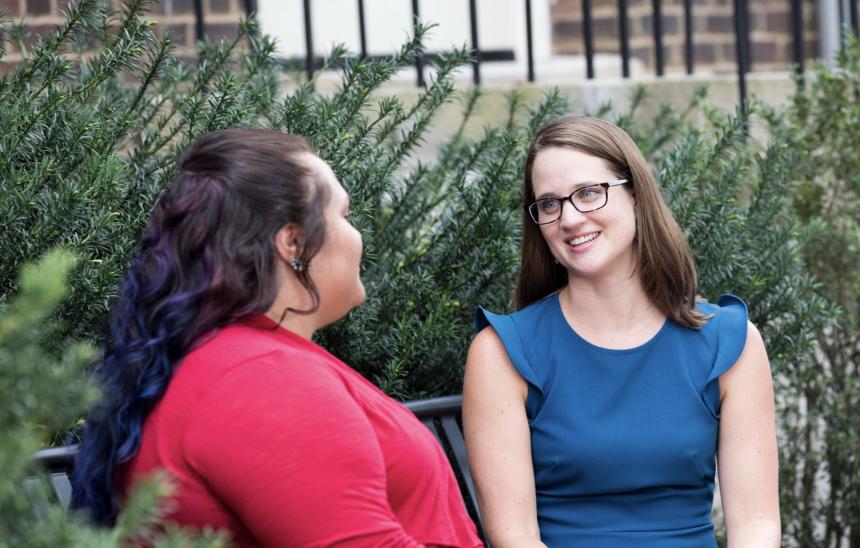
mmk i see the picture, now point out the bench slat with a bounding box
[439,415,482,526]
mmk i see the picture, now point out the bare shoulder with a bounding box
[468,326,507,361]
[464,327,527,403]
[720,320,772,400]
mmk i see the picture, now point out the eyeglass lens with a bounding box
[529,185,608,224]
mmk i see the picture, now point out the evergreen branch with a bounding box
[1,0,100,102]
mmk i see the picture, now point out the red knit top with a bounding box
[121,315,482,547]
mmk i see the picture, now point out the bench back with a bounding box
[33,396,485,541]
[32,444,78,510]
[404,395,485,540]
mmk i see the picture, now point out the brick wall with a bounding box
[551,0,821,74]
[0,0,245,70]
[0,0,829,76]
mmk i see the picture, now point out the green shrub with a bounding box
[760,31,860,547]
[0,2,848,544]
[0,250,226,547]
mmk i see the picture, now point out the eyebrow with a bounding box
[534,181,600,200]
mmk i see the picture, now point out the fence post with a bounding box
[303,0,314,80]
[617,0,630,78]
[412,0,425,87]
[469,0,481,85]
[525,0,536,82]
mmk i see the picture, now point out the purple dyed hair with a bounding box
[71,128,329,524]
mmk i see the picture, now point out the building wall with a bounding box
[550,0,820,74]
[0,0,831,79]
[0,0,245,69]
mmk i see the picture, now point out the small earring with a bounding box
[554,257,559,265]
[290,258,307,272]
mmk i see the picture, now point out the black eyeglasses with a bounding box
[526,179,630,225]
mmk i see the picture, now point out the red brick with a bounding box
[0,58,21,73]
[553,20,583,43]
[156,22,189,47]
[640,13,678,35]
[765,11,790,32]
[694,42,716,63]
[0,0,21,16]
[26,0,51,16]
[705,14,733,33]
[205,22,237,42]
[751,40,778,63]
[592,15,618,39]
[21,22,58,50]
[169,0,194,15]
[209,0,230,14]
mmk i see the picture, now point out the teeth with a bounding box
[569,232,599,246]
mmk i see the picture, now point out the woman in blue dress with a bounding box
[463,116,780,547]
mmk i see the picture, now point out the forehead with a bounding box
[531,147,616,193]
[302,153,347,203]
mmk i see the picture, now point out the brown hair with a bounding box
[515,115,706,329]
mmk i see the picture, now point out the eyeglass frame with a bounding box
[526,179,630,225]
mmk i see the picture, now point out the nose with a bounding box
[558,199,588,228]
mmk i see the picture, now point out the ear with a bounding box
[274,224,303,264]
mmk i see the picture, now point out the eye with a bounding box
[575,186,603,202]
[539,198,561,212]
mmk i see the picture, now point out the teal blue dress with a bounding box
[476,293,748,547]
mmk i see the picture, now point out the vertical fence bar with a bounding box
[303,0,314,80]
[411,0,425,87]
[582,0,595,79]
[525,0,536,82]
[732,0,750,110]
[839,0,846,50]
[242,0,256,17]
[469,0,481,85]
[651,0,664,76]
[357,0,368,59]
[193,0,205,43]
[851,0,859,36]
[618,0,630,78]
[683,0,693,74]
[791,0,805,80]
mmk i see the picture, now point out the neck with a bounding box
[265,308,317,340]
[561,267,658,333]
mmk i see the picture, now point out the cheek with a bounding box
[540,225,562,251]
[346,227,363,264]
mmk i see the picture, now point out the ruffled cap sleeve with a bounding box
[704,295,749,383]
[702,294,749,418]
[475,307,543,398]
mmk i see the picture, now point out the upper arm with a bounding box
[717,321,781,542]
[463,327,543,546]
[183,358,422,547]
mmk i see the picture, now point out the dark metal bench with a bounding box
[404,395,485,541]
[33,395,485,541]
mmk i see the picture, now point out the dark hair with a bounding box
[516,116,706,329]
[70,128,329,524]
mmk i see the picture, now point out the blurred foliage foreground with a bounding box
[0,1,857,545]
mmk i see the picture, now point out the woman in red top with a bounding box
[70,128,482,547]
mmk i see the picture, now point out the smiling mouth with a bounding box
[567,232,600,247]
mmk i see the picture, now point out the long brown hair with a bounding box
[515,116,706,329]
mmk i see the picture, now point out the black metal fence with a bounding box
[196,0,859,105]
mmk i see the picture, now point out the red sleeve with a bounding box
[182,351,425,547]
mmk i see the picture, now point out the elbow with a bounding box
[483,523,545,548]
[726,515,781,548]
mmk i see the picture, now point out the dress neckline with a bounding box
[551,292,671,354]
